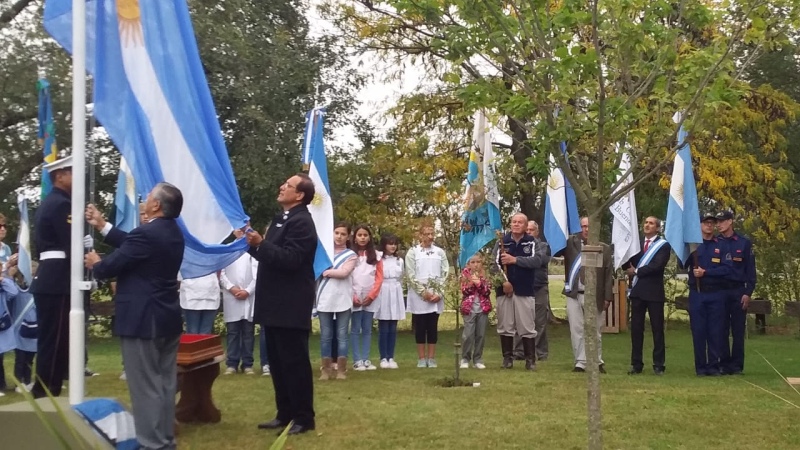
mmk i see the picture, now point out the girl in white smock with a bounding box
[405,224,450,368]
[374,234,405,369]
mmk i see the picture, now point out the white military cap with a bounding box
[43,155,73,172]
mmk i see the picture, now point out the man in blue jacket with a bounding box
[84,183,185,450]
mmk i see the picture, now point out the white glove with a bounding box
[83,234,94,249]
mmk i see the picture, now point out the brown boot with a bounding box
[319,357,333,381]
[336,357,348,380]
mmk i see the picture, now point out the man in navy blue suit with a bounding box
[84,183,185,450]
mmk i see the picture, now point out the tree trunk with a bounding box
[0,0,36,25]
[583,225,604,450]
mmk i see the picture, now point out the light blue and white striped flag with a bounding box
[16,194,33,286]
[665,113,702,264]
[114,157,139,232]
[543,142,581,255]
[609,149,640,269]
[301,107,333,278]
[44,0,250,278]
[458,109,502,267]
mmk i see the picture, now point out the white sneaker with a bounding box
[262,365,271,376]
[243,368,255,375]
[363,360,378,371]
[379,358,390,369]
[353,360,366,371]
[474,362,486,370]
[388,358,399,369]
[460,359,469,369]
[417,359,427,368]
[119,371,127,381]
[224,367,236,375]
[0,391,5,397]
[427,359,438,368]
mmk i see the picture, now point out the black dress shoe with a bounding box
[599,364,607,374]
[572,366,585,373]
[286,423,315,435]
[653,368,665,376]
[627,367,643,375]
[258,419,289,430]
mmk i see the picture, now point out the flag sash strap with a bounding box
[631,238,668,287]
[565,254,582,293]
[316,249,356,297]
[11,296,35,330]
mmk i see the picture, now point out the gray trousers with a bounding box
[121,334,181,450]
[566,294,605,369]
[497,294,536,338]
[461,312,488,363]
[513,287,549,358]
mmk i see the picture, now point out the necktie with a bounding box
[644,239,651,253]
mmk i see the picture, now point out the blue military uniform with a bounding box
[29,179,72,398]
[685,233,732,376]
[718,222,756,375]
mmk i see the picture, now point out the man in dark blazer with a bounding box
[84,183,185,450]
[622,216,672,375]
[29,155,73,399]
[559,217,614,373]
[244,173,318,435]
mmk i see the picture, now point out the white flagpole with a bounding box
[69,0,88,405]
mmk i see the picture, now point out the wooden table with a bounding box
[175,354,224,423]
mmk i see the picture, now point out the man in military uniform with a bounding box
[716,210,756,375]
[685,212,732,376]
[30,156,74,398]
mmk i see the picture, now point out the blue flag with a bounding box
[37,77,58,199]
[459,110,502,267]
[114,157,139,232]
[301,108,333,278]
[543,142,581,255]
[44,0,250,278]
[665,119,703,264]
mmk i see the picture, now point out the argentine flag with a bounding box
[16,194,33,286]
[543,143,581,255]
[665,113,703,264]
[458,110,502,267]
[301,108,333,278]
[44,0,249,278]
[114,157,139,232]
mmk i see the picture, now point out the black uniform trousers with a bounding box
[630,297,666,371]
[31,294,70,398]
[263,326,315,427]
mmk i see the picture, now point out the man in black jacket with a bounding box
[245,173,318,435]
[622,216,672,375]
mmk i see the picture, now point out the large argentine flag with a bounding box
[301,108,333,278]
[543,143,581,255]
[16,194,33,286]
[114,157,139,232]
[44,0,249,278]
[665,113,702,264]
[609,150,640,268]
[458,110,502,267]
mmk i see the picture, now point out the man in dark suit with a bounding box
[29,155,73,398]
[622,216,672,375]
[84,183,185,450]
[244,173,318,435]
[560,217,614,373]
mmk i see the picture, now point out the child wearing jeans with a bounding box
[375,234,405,369]
[350,225,383,371]
[460,254,492,369]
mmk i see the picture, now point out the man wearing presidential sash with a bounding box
[560,217,614,373]
[622,216,672,375]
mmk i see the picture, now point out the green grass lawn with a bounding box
[2,321,799,449]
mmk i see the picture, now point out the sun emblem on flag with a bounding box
[311,183,328,207]
[548,176,562,191]
[118,0,143,47]
[676,183,684,199]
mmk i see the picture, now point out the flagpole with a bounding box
[69,0,88,405]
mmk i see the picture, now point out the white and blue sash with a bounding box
[316,249,357,298]
[631,237,668,287]
[565,254,582,293]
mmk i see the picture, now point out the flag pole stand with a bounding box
[69,0,88,406]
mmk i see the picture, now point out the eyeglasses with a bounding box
[284,182,297,191]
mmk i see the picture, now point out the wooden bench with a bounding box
[673,296,772,334]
